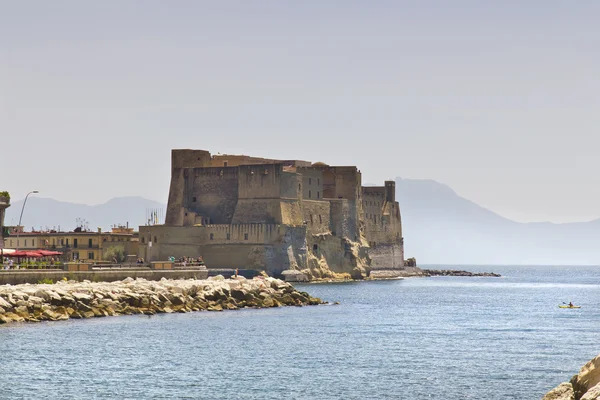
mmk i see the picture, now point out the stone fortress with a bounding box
[139,149,419,279]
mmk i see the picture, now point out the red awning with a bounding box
[4,250,43,258]
[37,250,63,256]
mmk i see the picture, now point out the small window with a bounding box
[310,214,313,223]
[88,252,94,260]
[24,239,27,247]
[244,233,248,240]
[88,239,93,248]
[210,233,214,240]
[141,237,145,243]
[192,196,197,202]
[299,183,301,191]
[226,233,231,240]
[224,161,228,167]
[309,190,312,199]
[317,191,320,199]
[317,178,320,185]
[154,236,157,243]
[319,215,322,224]
[313,244,318,251]
[32,239,35,247]
[309,178,312,185]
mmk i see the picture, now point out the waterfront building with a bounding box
[4,225,139,262]
[139,149,412,278]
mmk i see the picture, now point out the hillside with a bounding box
[396,178,600,265]
[4,197,165,232]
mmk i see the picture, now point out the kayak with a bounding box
[558,305,581,309]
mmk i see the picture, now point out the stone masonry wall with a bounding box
[186,167,239,224]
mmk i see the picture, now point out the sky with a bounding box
[1,1,599,223]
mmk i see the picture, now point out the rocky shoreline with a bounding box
[0,276,325,325]
[422,269,501,277]
[543,353,600,400]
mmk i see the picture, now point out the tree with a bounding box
[103,245,127,263]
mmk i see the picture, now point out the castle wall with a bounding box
[231,199,281,224]
[280,171,301,199]
[166,149,212,226]
[368,243,404,270]
[302,200,331,235]
[186,167,239,224]
[138,224,308,275]
[238,164,284,199]
[296,167,324,200]
[280,199,304,225]
[362,182,404,270]
[329,199,351,238]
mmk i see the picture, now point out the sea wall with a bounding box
[0,269,209,286]
[543,353,600,400]
[0,276,324,325]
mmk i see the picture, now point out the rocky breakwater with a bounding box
[0,276,325,325]
[543,353,600,400]
[422,269,501,277]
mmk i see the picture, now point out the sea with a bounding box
[1,265,600,399]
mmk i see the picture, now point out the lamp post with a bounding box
[15,190,39,251]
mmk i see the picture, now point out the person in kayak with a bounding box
[569,302,574,307]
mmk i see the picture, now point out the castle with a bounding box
[139,149,416,279]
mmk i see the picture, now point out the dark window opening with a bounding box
[309,190,312,199]
[210,233,214,240]
[244,233,248,240]
[224,161,228,167]
[73,239,78,248]
[88,239,93,248]
[317,191,320,199]
[154,236,157,243]
[309,178,312,185]
[319,215,322,224]
[310,214,313,223]
[192,196,197,202]
[226,233,231,240]
[313,244,318,251]
[141,237,145,243]
[88,252,94,260]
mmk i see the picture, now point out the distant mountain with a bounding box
[4,197,166,232]
[396,178,600,265]
[6,183,600,265]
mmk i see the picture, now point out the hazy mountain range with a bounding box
[6,179,600,265]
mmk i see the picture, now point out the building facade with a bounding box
[139,149,411,278]
[4,226,138,262]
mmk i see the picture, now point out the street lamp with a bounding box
[15,190,39,251]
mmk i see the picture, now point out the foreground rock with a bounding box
[0,276,325,325]
[544,353,600,400]
[422,269,501,277]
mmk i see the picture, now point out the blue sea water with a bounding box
[1,265,600,399]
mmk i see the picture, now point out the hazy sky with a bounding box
[2,1,599,223]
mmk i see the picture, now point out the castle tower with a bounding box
[385,181,395,203]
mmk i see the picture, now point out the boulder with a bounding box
[542,382,575,400]
[571,354,600,399]
[582,383,600,400]
[0,296,13,310]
